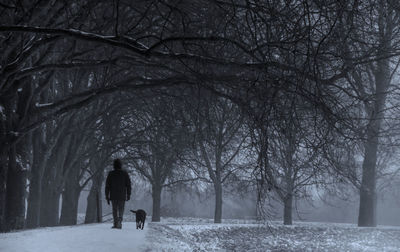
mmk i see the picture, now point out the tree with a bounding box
[332,0,400,227]
[187,90,246,223]
[84,104,122,224]
[266,92,324,225]
[122,93,189,222]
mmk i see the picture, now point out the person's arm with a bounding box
[126,172,131,201]
[105,172,111,204]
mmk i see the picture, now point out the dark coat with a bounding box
[105,169,131,201]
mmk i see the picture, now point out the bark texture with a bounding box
[151,184,162,222]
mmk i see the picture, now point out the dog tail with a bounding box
[130,210,137,214]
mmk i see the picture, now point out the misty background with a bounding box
[76,172,400,225]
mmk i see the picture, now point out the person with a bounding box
[105,159,131,229]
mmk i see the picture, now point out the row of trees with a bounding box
[1,0,400,231]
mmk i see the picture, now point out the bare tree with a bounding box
[186,90,246,223]
[121,93,190,222]
[332,0,400,227]
[266,93,324,225]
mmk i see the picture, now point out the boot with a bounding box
[112,220,118,229]
[117,217,122,229]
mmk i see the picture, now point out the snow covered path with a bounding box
[0,222,147,252]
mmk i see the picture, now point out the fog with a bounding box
[76,171,400,226]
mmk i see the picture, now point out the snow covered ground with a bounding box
[0,222,147,252]
[145,218,400,251]
[1,218,400,251]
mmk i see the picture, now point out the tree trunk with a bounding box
[85,172,104,224]
[26,170,42,228]
[39,143,65,227]
[358,134,378,227]
[152,184,162,222]
[283,194,293,225]
[214,181,222,224]
[59,189,80,226]
[358,55,388,227]
[0,145,8,232]
[85,186,103,224]
[26,131,46,229]
[59,166,81,226]
[5,145,26,231]
[26,167,42,228]
[40,181,61,227]
[85,186,97,224]
[96,191,102,223]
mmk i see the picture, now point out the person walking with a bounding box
[105,159,131,229]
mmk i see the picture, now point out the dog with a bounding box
[130,209,146,230]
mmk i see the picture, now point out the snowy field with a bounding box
[145,218,400,251]
[1,218,400,251]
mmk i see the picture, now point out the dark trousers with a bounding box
[111,200,125,225]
